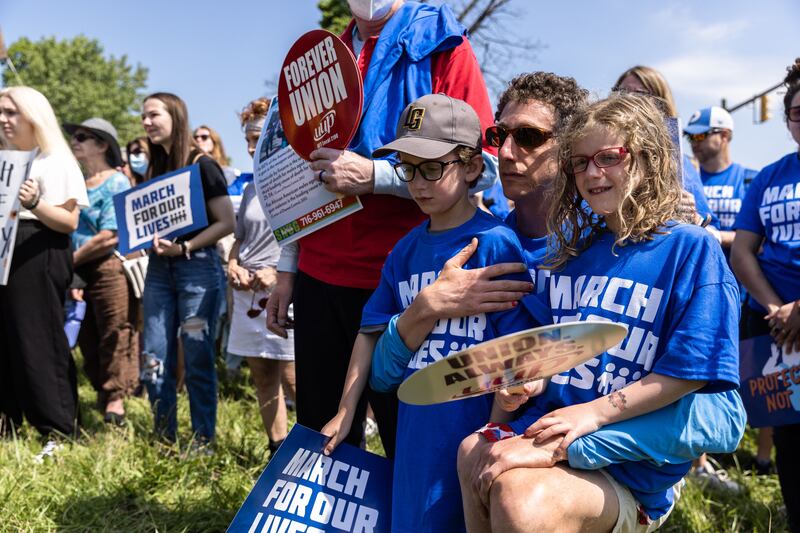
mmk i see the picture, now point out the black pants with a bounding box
[743,305,800,531]
[0,220,78,437]
[294,270,398,458]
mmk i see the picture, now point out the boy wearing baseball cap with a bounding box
[321,94,534,532]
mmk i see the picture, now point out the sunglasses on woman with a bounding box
[485,125,552,150]
[567,147,629,174]
[194,134,210,141]
[788,106,800,123]
[72,132,98,143]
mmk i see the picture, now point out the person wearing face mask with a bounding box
[126,137,150,186]
[0,86,89,459]
[65,118,138,427]
[267,0,498,459]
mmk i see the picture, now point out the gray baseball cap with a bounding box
[63,117,124,168]
[373,93,482,159]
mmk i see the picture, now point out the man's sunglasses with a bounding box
[683,128,725,143]
[485,125,552,150]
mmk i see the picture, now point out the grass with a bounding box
[0,354,788,532]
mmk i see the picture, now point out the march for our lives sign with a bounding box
[113,164,207,254]
[228,424,392,533]
[739,335,800,427]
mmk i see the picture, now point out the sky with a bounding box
[2,0,798,172]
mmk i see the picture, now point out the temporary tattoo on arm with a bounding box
[607,391,628,412]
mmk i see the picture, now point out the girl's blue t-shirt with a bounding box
[512,223,741,519]
[361,208,533,533]
[733,152,800,312]
[72,172,131,250]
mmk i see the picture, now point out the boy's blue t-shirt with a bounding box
[701,162,758,232]
[512,223,741,519]
[733,152,800,313]
[361,208,533,533]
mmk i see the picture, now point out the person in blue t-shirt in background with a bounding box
[458,93,743,532]
[319,93,533,532]
[685,106,758,255]
[732,58,800,532]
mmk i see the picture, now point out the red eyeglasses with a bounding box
[567,147,629,174]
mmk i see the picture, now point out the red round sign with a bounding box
[277,30,363,161]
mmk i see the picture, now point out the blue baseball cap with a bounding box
[684,106,734,134]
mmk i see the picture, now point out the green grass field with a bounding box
[0,358,788,532]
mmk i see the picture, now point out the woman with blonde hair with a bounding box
[0,86,89,456]
[193,125,230,167]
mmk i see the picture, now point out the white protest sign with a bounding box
[254,95,362,246]
[0,150,36,285]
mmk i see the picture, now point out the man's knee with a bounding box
[457,432,482,483]
[489,468,569,532]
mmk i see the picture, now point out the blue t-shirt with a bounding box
[733,152,800,313]
[361,209,533,533]
[504,210,549,292]
[512,223,741,519]
[683,155,719,228]
[72,172,130,250]
[701,162,757,232]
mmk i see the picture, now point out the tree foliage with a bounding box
[2,35,148,143]
[316,0,541,97]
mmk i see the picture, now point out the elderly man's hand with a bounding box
[309,148,374,196]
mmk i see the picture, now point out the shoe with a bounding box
[34,440,64,464]
[268,439,284,457]
[754,458,774,476]
[183,438,215,459]
[690,459,742,493]
[104,412,126,427]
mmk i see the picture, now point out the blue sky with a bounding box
[3,0,798,171]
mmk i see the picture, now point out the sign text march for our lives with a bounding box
[0,150,36,285]
[113,164,207,255]
[227,424,391,533]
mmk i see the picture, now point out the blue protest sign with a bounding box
[113,164,207,254]
[739,335,800,427]
[228,424,392,533]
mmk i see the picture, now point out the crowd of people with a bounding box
[0,0,799,531]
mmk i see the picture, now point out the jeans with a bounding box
[142,247,222,441]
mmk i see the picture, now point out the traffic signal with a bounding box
[760,94,771,123]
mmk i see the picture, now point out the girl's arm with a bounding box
[525,373,706,455]
[152,196,235,257]
[321,332,379,455]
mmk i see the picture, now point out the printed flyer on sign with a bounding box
[739,335,800,428]
[0,150,36,285]
[253,96,362,246]
[227,424,392,533]
[113,164,207,254]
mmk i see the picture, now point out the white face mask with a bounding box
[348,0,396,21]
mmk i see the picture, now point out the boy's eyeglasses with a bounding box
[485,125,552,150]
[788,106,800,122]
[683,129,724,143]
[393,159,462,182]
[567,147,629,174]
[194,134,210,141]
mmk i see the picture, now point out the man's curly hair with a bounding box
[495,72,589,133]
